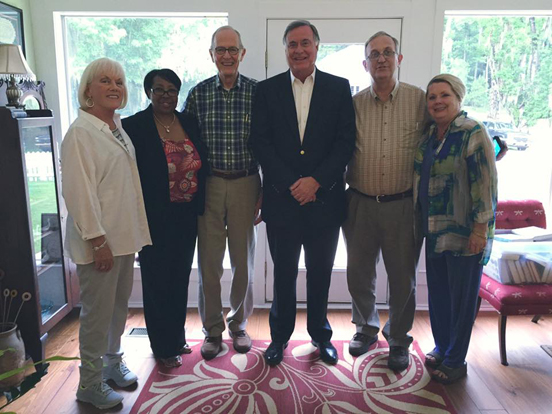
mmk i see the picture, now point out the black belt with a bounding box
[211,167,258,180]
[350,187,413,203]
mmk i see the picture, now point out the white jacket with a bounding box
[61,109,151,264]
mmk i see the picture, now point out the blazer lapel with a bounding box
[279,71,301,144]
[302,69,325,146]
[144,105,161,141]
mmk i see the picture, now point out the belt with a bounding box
[350,187,413,203]
[211,167,258,180]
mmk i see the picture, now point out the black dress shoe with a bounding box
[264,342,288,366]
[312,341,338,365]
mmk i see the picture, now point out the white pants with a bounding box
[77,254,134,386]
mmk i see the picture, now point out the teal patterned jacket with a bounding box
[413,111,498,265]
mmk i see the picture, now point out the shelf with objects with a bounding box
[0,105,78,369]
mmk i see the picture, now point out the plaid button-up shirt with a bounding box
[183,74,258,171]
[347,81,426,196]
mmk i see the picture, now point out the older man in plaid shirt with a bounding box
[183,26,261,360]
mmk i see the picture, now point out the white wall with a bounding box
[26,0,552,309]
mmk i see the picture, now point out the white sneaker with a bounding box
[76,381,123,409]
[103,361,138,387]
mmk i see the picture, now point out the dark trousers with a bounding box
[139,202,197,358]
[266,222,340,343]
[426,250,483,368]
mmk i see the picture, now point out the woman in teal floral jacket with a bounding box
[413,74,497,384]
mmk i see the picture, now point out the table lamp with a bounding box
[0,44,36,107]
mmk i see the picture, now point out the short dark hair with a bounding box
[143,69,182,95]
[282,20,320,46]
[365,31,400,57]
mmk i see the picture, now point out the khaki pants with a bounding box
[197,174,261,336]
[343,190,420,348]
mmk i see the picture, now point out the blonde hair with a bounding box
[426,73,466,103]
[77,57,128,109]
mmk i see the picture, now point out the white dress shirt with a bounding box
[61,109,151,264]
[290,68,316,143]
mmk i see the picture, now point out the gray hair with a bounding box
[427,73,466,103]
[282,20,320,46]
[210,26,244,50]
[365,31,400,56]
[77,57,128,109]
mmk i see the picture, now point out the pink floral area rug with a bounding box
[130,340,457,414]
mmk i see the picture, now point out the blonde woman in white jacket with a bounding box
[61,57,151,410]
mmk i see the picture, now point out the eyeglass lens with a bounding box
[152,88,178,97]
[368,50,396,60]
[214,47,240,55]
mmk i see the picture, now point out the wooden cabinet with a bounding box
[0,107,77,365]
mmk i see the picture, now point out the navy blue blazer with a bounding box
[123,105,208,243]
[251,69,356,228]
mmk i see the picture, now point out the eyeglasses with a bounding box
[367,50,397,61]
[151,88,179,97]
[213,47,240,56]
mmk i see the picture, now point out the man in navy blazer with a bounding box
[251,20,355,366]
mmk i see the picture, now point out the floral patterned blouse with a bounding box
[162,137,202,203]
[413,111,498,265]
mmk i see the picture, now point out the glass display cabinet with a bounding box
[0,107,76,366]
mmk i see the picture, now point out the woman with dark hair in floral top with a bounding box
[123,69,208,368]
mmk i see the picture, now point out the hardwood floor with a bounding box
[4,308,552,414]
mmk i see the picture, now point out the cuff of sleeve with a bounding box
[81,231,106,241]
[474,210,495,223]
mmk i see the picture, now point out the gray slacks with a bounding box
[197,174,261,336]
[77,254,134,386]
[343,189,420,348]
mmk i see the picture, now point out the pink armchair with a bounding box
[478,199,551,365]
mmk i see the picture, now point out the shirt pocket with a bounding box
[400,120,424,150]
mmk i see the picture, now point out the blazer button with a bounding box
[300,150,305,155]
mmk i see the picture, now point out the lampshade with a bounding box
[0,44,35,80]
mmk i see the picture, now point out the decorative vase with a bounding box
[0,323,26,390]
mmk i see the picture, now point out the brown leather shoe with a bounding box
[201,336,223,360]
[230,330,252,353]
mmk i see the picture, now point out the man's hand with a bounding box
[290,177,320,206]
[254,191,263,225]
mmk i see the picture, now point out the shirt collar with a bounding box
[369,79,400,101]
[290,66,316,86]
[78,108,121,131]
[216,73,242,90]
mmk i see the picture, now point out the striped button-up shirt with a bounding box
[347,81,426,196]
[183,74,258,171]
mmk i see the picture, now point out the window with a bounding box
[441,13,552,214]
[58,13,229,268]
[60,14,227,124]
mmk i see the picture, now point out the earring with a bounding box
[86,97,95,108]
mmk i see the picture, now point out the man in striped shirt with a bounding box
[343,31,426,371]
[184,26,261,360]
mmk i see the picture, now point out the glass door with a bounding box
[20,123,68,325]
[264,18,403,304]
